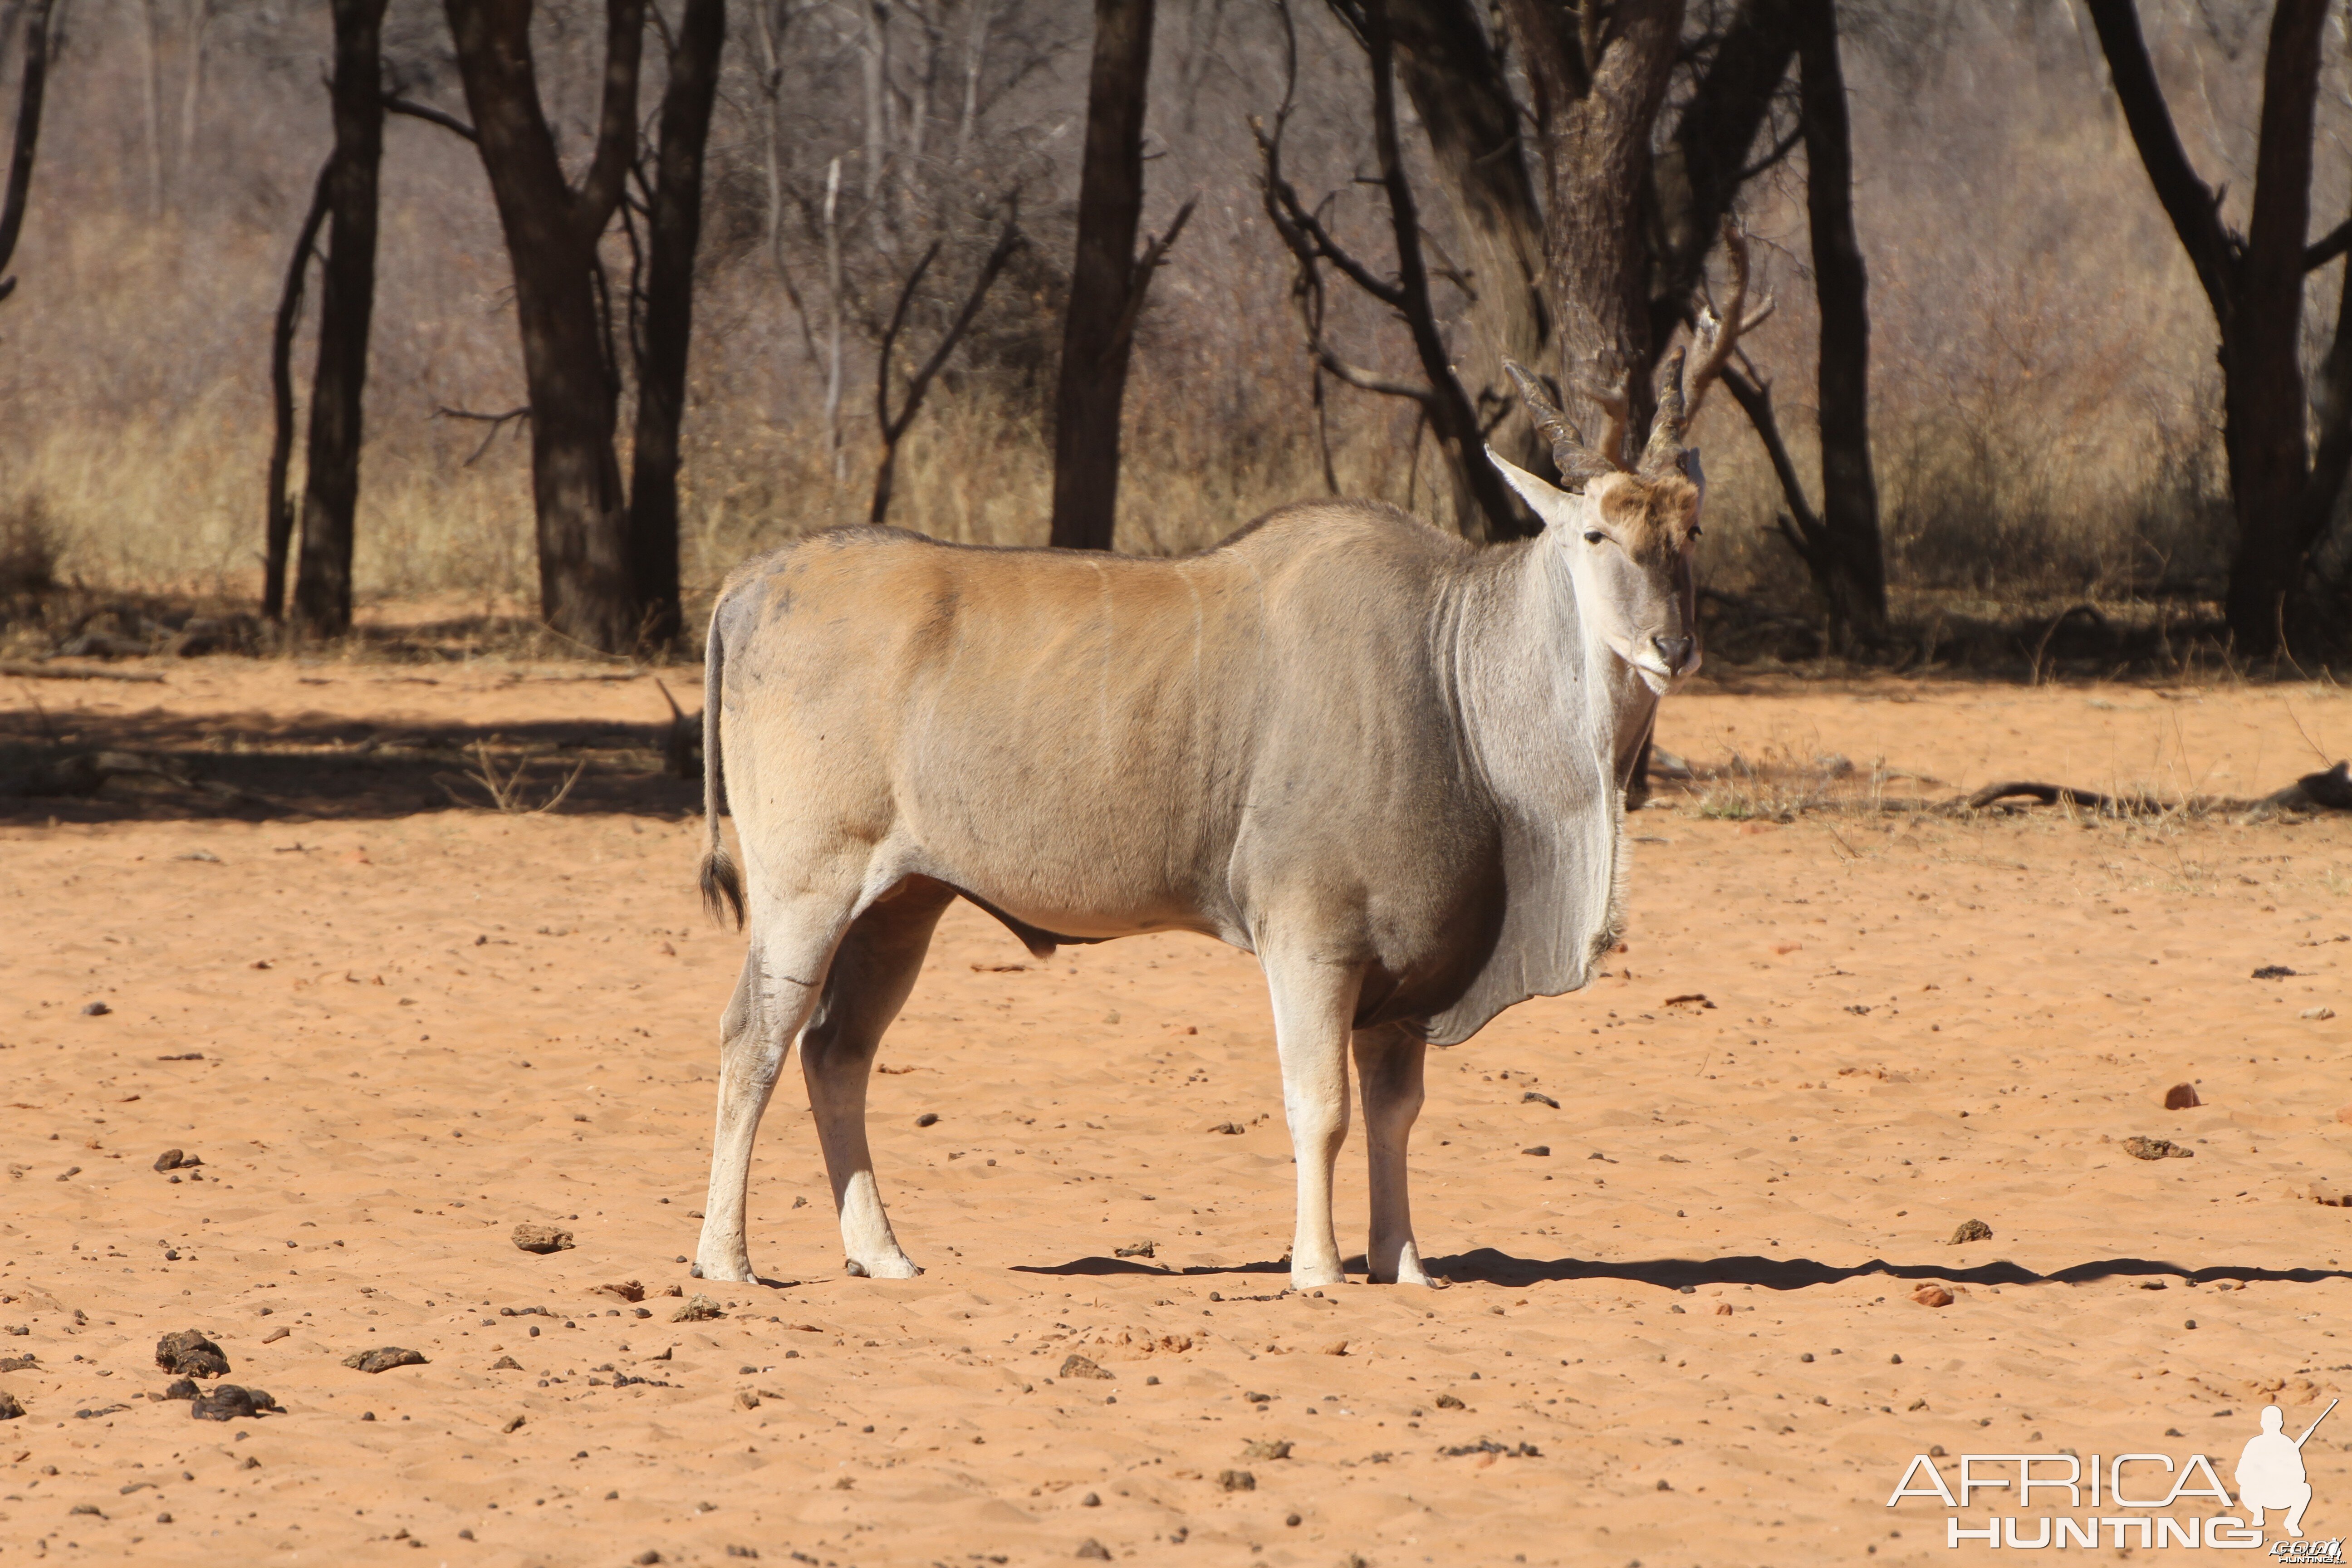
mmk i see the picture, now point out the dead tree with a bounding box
[263,163,333,622]
[1049,0,1170,552]
[2085,0,2351,656]
[869,210,1024,525]
[624,0,725,648]
[1492,0,1684,448]
[1255,0,1521,540]
[1715,0,1883,649]
[0,0,56,307]
[446,0,648,654]
[290,0,392,638]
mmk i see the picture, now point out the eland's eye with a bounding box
[1582,530,1604,545]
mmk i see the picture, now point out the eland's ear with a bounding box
[1485,446,1588,534]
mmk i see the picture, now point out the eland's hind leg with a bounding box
[696,906,845,1285]
[801,881,956,1279]
[1352,1023,1430,1285]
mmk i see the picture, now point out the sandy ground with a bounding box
[5,661,2352,1567]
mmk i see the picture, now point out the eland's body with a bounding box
[693,493,1684,1290]
[692,231,1760,1290]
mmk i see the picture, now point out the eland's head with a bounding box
[1486,230,1772,695]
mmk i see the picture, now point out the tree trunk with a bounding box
[1048,0,1155,552]
[2220,0,2326,650]
[1648,0,1795,346]
[1493,0,1683,448]
[263,162,332,622]
[447,0,647,654]
[289,0,389,639]
[2086,0,2327,656]
[0,0,57,306]
[1382,0,1549,500]
[625,0,724,649]
[1791,0,1884,645]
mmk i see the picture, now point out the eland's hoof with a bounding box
[843,1253,922,1279]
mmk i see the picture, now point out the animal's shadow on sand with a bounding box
[1014,1247,2352,1290]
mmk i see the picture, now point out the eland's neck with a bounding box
[1439,535,1659,811]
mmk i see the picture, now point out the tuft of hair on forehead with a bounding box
[1591,470,1699,563]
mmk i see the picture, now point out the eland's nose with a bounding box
[1654,634,1695,672]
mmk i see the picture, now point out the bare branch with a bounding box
[870,206,1024,523]
[2310,213,2352,272]
[574,0,650,239]
[433,404,533,466]
[384,93,479,143]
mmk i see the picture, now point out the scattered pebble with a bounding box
[80,1001,110,1016]
[154,1330,230,1379]
[915,1112,939,1127]
[1113,1241,1155,1259]
[0,1390,21,1421]
[1076,1541,1112,1561]
[2122,1137,2193,1161]
[2305,1007,2337,1021]
[1520,1091,1560,1109]
[1912,1285,1955,1308]
[152,1149,202,1173]
[1059,1354,1112,1380]
[1209,1122,1243,1135]
[504,1415,526,1433]
[1241,1439,1291,1460]
[342,1347,427,1374]
[598,1280,647,1302]
[2163,1083,2200,1110]
[1217,1470,1255,1491]
[1080,1491,1100,1507]
[1521,1145,1550,1157]
[1949,1219,1993,1245]
[2253,965,2298,980]
[512,1223,575,1254]
[1434,1393,1465,1409]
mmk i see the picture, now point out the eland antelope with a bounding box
[691,258,1767,1292]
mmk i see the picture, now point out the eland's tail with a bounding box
[697,597,745,929]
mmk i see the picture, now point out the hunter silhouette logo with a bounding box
[2240,1400,2332,1539]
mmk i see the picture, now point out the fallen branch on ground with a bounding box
[0,662,167,683]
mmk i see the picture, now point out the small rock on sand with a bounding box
[1912,1285,1955,1308]
[2311,1181,2352,1207]
[511,1223,574,1254]
[1076,1541,1112,1561]
[1218,1470,1256,1492]
[503,1415,526,1433]
[597,1280,646,1302]
[1521,1091,1560,1109]
[0,1390,22,1421]
[1241,1439,1292,1460]
[672,1294,725,1323]
[490,1356,522,1370]
[914,1112,939,1127]
[154,1330,230,1379]
[2122,1136,2193,1161]
[2163,1083,2200,1110]
[1209,1122,1243,1135]
[152,1149,202,1173]
[1521,1145,1551,1157]
[2305,1007,2337,1021]
[1059,1354,1112,1380]
[1434,1393,1465,1409]
[1714,1304,1733,1316]
[1113,1241,1155,1259]
[1949,1219,1993,1245]
[190,1385,277,1421]
[80,1001,110,1016]
[342,1347,426,1374]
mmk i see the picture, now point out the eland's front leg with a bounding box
[1352,1023,1431,1285]
[1262,949,1362,1290]
[800,886,953,1279]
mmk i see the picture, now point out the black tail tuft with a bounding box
[700,844,745,929]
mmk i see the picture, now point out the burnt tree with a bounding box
[1049,0,1159,552]
[624,0,725,647]
[289,0,391,638]
[446,0,648,653]
[2086,0,2348,655]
